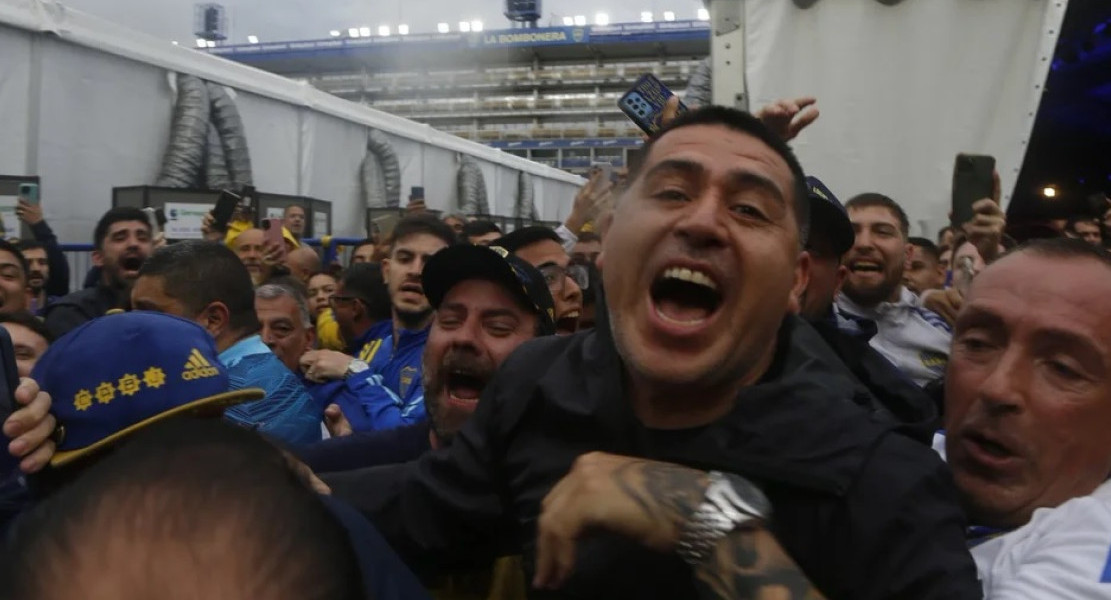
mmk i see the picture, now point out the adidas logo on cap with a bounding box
[182,348,220,381]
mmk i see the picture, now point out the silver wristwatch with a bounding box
[676,471,772,566]
[344,359,370,379]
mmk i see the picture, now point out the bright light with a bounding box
[459,21,471,32]
[329,30,341,37]
[247,35,259,44]
[1042,186,1058,198]
[697,8,710,20]
[195,38,207,48]
[378,25,390,36]
[595,13,609,25]
[663,11,676,21]
[471,20,483,32]
[573,15,586,26]
[562,16,574,25]
[348,27,360,37]
[640,11,653,22]
[398,24,409,35]
[206,40,216,48]
[172,40,179,45]
[437,22,450,33]
[359,26,371,37]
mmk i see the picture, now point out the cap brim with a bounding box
[50,388,266,468]
[808,198,855,256]
[423,245,525,310]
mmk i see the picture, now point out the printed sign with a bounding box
[265,206,286,220]
[313,211,329,237]
[164,202,214,240]
[0,196,17,239]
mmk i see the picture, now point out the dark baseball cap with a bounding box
[422,244,557,336]
[806,175,855,256]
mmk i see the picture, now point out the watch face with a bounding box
[349,360,369,374]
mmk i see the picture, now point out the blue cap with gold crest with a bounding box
[422,244,557,336]
[33,311,265,468]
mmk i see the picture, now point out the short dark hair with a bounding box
[0,240,28,280]
[1,419,362,600]
[907,237,941,262]
[349,239,376,266]
[0,311,53,344]
[13,240,44,254]
[1008,236,1111,272]
[936,226,954,244]
[283,205,305,216]
[576,231,602,244]
[497,226,563,255]
[845,193,910,237]
[462,220,502,239]
[138,241,258,335]
[628,106,810,245]
[389,214,458,252]
[341,263,392,323]
[93,207,150,250]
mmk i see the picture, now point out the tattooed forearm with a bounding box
[694,527,826,600]
[611,460,709,540]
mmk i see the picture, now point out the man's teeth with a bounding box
[564,311,581,319]
[661,267,718,291]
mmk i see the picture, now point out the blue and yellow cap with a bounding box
[33,311,265,468]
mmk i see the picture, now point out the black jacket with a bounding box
[42,285,125,339]
[809,313,941,443]
[325,316,981,600]
[28,221,70,298]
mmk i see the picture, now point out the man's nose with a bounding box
[674,195,728,250]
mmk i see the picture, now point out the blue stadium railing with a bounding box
[59,238,364,292]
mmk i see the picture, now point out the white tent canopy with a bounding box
[0,0,584,242]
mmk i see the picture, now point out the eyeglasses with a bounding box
[539,264,589,293]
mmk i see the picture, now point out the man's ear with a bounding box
[197,301,231,339]
[790,251,812,310]
[92,249,104,268]
[834,264,849,296]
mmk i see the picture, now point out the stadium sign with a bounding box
[476,27,590,47]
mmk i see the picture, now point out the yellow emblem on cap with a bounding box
[490,246,510,259]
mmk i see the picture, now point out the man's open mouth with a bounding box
[445,370,489,407]
[120,256,145,271]
[848,260,883,274]
[556,310,581,334]
[650,266,723,326]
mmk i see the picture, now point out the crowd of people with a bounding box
[0,98,1108,600]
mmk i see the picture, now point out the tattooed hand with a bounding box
[533,452,826,599]
[534,452,708,589]
[695,528,827,600]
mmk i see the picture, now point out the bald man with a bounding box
[286,247,322,285]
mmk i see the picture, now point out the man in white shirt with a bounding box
[943,238,1111,598]
[836,193,952,386]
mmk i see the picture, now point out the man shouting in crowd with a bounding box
[323,107,981,599]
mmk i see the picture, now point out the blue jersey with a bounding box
[343,321,429,430]
[220,336,325,446]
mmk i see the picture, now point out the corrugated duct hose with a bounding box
[686,58,713,108]
[155,74,209,187]
[515,171,538,220]
[155,73,254,189]
[457,156,490,215]
[361,129,401,208]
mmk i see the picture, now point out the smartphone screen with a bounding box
[211,190,241,231]
[951,154,995,228]
[18,183,39,205]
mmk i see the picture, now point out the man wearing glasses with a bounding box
[498,226,587,335]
